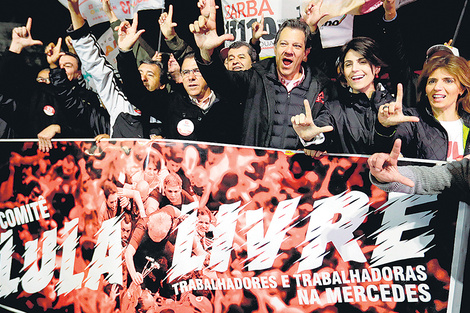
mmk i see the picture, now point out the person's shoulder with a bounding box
[252,57,275,73]
[149,188,162,200]
[459,109,470,126]
[181,189,193,203]
[160,204,181,218]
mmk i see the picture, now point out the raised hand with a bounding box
[197,0,218,18]
[159,5,178,40]
[117,13,145,51]
[378,83,420,127]
[189,0,234,62]
[302,0,328,32]
[251,15,268,44]
[45,38,64,68]
[9,18,43,54]
[368,139,414,187]
[291,99,333,142]
[102,0,119,23]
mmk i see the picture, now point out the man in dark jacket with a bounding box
[45,40,109,140]
[0,18,109,152]
[190,2,334,150]
[116,16,242,144]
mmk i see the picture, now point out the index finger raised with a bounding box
[26,17,33,32]
[303,99,313,120]
[395,83,403,104]
[168,4,174,19]
[132,13,139,29]
[389,138,402,164]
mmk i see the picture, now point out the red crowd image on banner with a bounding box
[0,140,462,313]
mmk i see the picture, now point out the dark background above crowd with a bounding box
[1,0,469,75]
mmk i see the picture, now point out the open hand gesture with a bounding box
[378,83,419,127]
[9,18,43,54]
[117,13,145,51]
[368,139,415,187]
[291,99,333,142]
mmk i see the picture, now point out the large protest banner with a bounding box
[0,139,467,312]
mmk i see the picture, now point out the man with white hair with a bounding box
[125,205,182,295]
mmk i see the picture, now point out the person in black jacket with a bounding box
[116,15,242,144]
[0,18,109,152]
[45,40,110,140]
[190,1,335,150]
[376,54,470,161]
[291,37,419,155]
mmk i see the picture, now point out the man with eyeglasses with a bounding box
[161,53,242,144]
[116,14,242,144]
[190,1,335,150]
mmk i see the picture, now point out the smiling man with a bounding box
[191,5,335,149]
[223,41,258,71]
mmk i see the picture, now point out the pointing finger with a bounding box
[303,99,313,121]
[132,13,139,30]
[56,37,62,49]
[389,139,402,165]
[396,83,403,105]
[26,17,33,32]
[168,4,174,19]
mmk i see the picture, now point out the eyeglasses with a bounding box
[181,68,202,77]
[36,77,50,83]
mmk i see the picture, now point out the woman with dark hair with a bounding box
[292,36,417,155]
[379,55,470,161]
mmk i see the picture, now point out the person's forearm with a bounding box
[124,246,138,280]
[9,41,23,54]
[371,164,452,194]
[200,49,213,63]
[68,1,86,30]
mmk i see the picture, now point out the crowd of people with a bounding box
[1,0,468,162]
[2,0,470,311]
